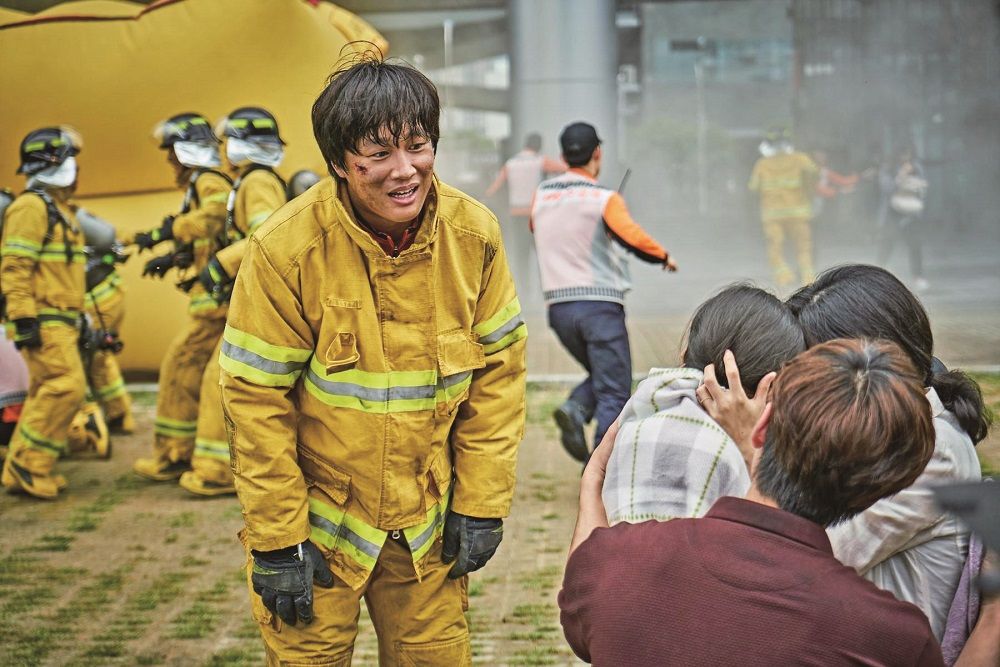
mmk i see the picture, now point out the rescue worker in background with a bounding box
[0,127,88,498]
[531,122,677,464]
[131,113,231,482]
[748,127,819,289]
[0,188,26,454]
[76,205,133,434]
[219,57,527,665]
[179,106,288,497]
[485,132,565,298]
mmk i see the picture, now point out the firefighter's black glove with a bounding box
[12,317,41,350]
[198,256,234,303]
[172,247,194,270]
[441,512,503,579]
[142,253,175,278]
[133,215,174,251]
[251,541,334,626]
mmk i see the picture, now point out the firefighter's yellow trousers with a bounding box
[147,313,225,466]
[762,217,814,288]
[2,323,86,497]
[180,336,235,494]
[86,291,132,426]
[248,536,471,667]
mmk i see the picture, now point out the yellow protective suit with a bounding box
[221,177,526,662]
[134,169,229,481]
[85,270,133,429]
[748,151,819,287]
[0,192,87,498]
[182,167,287,495]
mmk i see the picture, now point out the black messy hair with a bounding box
[311,44,440,175]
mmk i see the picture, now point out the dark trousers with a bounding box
[547,300,632,448]
[877,211,924,278]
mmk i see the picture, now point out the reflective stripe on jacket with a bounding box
[748,152,819,222]
[1,193,85,321]
[172,170,229,318]
[220,176,527,589]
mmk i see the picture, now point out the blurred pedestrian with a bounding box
[486,132,565,298]
[877,147,929,291]
[531,122,676,463]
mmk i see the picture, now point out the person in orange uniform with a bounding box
[1,127,87,499]
[131,113,231,482]
[748,127,819,288]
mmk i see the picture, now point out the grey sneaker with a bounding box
[554,400,589,463]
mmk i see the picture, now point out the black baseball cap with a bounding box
[560,122,601,163]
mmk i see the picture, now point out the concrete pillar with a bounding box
[509,0,619,172]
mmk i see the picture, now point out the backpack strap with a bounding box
[25,189,73,264]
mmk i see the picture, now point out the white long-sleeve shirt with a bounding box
[827,388,982,640]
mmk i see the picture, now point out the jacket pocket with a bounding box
[319,331,359,375]
[436,330,485,417]
[299,446,352,507]
[426,447,453,501]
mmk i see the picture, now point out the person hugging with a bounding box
[602,284,804,524]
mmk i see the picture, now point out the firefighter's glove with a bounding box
[198,256,234,302]
[142,253,175,278]
[12,317,41,350]
[133,215,174,251]
[441,512,503,579]
[251,541,334,626]
[172,247,194,270]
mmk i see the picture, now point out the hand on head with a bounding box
[696,350,776,467]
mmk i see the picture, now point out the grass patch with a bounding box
[505,603,558,626]
[509,646,561,665]
[31,533,75,552]
[541,512,560,521]
[531,486,557,503]
[517,566,562,592]
[170,600,220,639]
[204,646,264,667]
[170,511,197,528]
[182,555,210,568]
[130,391,158,408]
[468,579,485,597]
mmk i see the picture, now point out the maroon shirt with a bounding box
[559,497,943,666]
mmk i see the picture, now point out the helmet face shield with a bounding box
[173,141,221,169]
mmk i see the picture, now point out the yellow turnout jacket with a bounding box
[1,192,85,326]
[172,169,229,317]
[748,151,819,222]
[214,166,287,278]
[220,176,527,589]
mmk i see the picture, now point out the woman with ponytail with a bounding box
[702,264,990,642]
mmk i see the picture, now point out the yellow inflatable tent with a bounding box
[0,0,386,373]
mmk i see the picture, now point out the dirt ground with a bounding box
[1,380,998,667]
[0,386,587,667]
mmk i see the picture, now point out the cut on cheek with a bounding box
[354,162,368,175]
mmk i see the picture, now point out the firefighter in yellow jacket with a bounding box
[132,113,231,481]
[748,127,819,288]
[219,58,527,666]
[1,127,87,499]
[179,107,288,496]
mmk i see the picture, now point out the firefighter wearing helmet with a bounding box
[131,112,232,483]
[748,126,820,288]
[179,107,289,496]
[1,126,88,498]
